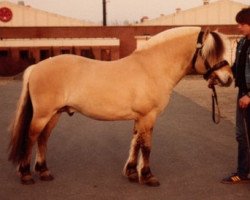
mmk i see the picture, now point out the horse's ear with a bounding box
[203,27,210,41]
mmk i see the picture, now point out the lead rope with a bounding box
[210,85,221,124]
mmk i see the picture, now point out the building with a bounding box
[0,1,120,76]
[136,0,249,65]
[0,1,97,27]
[137,0,247,26]
[0,0,248,76]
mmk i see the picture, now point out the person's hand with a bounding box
[239,95,250,108]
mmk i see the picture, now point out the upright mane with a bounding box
[201,31,225,60]
[136,27,201,51]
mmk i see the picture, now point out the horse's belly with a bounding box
[77,106,136,121]
[67,95,134,121]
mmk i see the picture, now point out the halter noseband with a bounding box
[203,60,229,80]
[191,31,229,80]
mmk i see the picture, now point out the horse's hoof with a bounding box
[21,176,35,185]
[40,174,54,181]
[38,170,54,181]
[128,172,139,182]
[141,176,160,187]
[145,177,160,187]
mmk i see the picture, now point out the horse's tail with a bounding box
[8,65,34,164]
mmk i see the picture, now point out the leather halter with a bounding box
[191,31,229,80]
[191,31,230,124]
[203,60,229,80]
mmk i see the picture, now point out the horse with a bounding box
[8,26,233,186]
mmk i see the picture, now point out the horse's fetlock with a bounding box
[35,161,48,173]
[19,163,31,176]
[124,162,139,182]
[126,162,137,169]
[18,164,35,185]
[35,161,54,181]
[125,162,137,174]
[140,166,153,179]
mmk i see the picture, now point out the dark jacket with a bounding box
[232,37,250,95]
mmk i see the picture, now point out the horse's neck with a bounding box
[136,36,196,89]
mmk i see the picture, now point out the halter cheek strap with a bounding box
[191,31,204,70]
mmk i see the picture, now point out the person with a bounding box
[221,7,250,184]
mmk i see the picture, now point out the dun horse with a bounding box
[8,27,233,186]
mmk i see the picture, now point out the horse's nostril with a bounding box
[225,76,233,86]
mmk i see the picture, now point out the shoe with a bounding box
[221,173,250,184]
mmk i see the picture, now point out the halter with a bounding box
[191,31,229,80]
[191,31,230,124]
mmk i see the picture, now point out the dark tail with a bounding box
[8,66,34,164]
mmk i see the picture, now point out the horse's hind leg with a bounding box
[35,113,61,181]
[18,116,51,185]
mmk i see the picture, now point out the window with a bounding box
[0,50,9,58]
[81,49,95,59]
[19,50,29,60]
[61,49,70,54]
[40,50,50,60]
[101,49,111,61]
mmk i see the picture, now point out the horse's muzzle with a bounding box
[208,74,233,87]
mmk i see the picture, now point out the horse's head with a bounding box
[192,29,233,87]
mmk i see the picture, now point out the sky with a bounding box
[6,0,250,24]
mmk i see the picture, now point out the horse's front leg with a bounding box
[124,114,160,186]
[123,125,140,182]
[138,127,160,187]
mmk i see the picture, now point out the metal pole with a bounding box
[102,0,107,26]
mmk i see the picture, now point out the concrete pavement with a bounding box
[1,79,250,200]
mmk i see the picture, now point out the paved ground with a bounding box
[174,75,237,124]
[1,76,250,200]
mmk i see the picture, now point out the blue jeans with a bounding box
[236,94,250,176]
